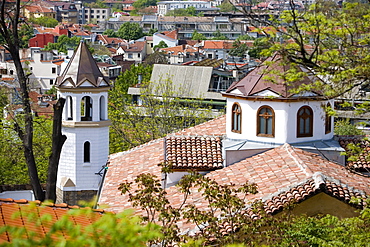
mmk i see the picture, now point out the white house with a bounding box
[153,32,178,48]
[27,50,63,91]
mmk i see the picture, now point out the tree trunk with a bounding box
[45,98,67,202]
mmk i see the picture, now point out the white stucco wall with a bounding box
[57,126,109,191]
[57,90,110,192]
[226,97,334,144]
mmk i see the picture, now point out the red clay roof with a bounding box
[164,143,369,214]
[98,115,226,211]
[165,136,223,170]
[0,198,103,243]
[203,40,233,50]
[339,137,370,172]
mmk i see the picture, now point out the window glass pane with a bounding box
[305,118,310,133]
[260,116,265,133]
[300,118,305,133]
[266,117,272,134]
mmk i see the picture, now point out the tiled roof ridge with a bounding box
[166,135,223,139]
[109,137,165,159]
[174,115,226,136]
[281,143,313,177]
[261,174,368,215]
[0,198,105,212]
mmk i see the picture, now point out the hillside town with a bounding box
[1,0,370,245]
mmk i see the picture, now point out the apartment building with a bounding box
[157,1,213,16]
[106,15,249,40]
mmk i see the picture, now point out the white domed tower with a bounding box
[222,54,344,166]
[55,41,111,205]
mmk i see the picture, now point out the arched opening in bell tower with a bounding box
[66,96,73,120]
[99,96,106,120]
[81,96,93,121]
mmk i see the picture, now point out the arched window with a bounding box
[99,96,106,120]
[67,96,73,120]
[231,103,241,133]
[325,103,332,134]
[297,106,313,137]
[84,141,90,163]
[257,106,275,137]
[81,96,92,121]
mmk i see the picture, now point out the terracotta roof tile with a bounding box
[165,136,223,170]
[338,137,370,172]
[99,115,226,211]
[0,199,103,243]
[164,143,370,212]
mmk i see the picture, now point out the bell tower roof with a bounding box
[56,41,110,89]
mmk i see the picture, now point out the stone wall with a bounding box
[56,187,97,206]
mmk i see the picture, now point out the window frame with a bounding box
[231,102,242,133]
[297,105,313,138]
[256,105,275,137]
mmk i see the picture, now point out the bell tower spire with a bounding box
[55,41,111,205]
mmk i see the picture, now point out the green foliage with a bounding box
[248,37,270,59]
[19,24,34,48]
[43,35,81,54]
[229,40,249,58]
[191,30,207,40]
[211,30,228,40]
[153,40,168,51]
[133,0,158,10]
[102,29,117,37]
[263,2,370,98]
[109,67,216,153]
[146,28,158,36]
[0,116,52,185]
[165,6,198,16]
[219,0,237,12]
[334,119,365,136]
[119,169,258,246]
[237,34,255,41]
[84,0,108,8]
[0,207,162,246]
[29,17,58,28]
[117,22,144,40]
[144,51,168,65]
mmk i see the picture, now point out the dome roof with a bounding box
[225,53,323,99]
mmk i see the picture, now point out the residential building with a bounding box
[23,5,56,19]
[49,2,78,23]
[153,32,178,48]
[94,34,126,48]
[29,33,56,48]
[157,1,213,16]
[96,62,122,80]
[81,6,111,24]
[106,15,249,40]
[27,49,64,91]
[116,41,146,63]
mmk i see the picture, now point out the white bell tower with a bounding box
[55,41,111,205]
